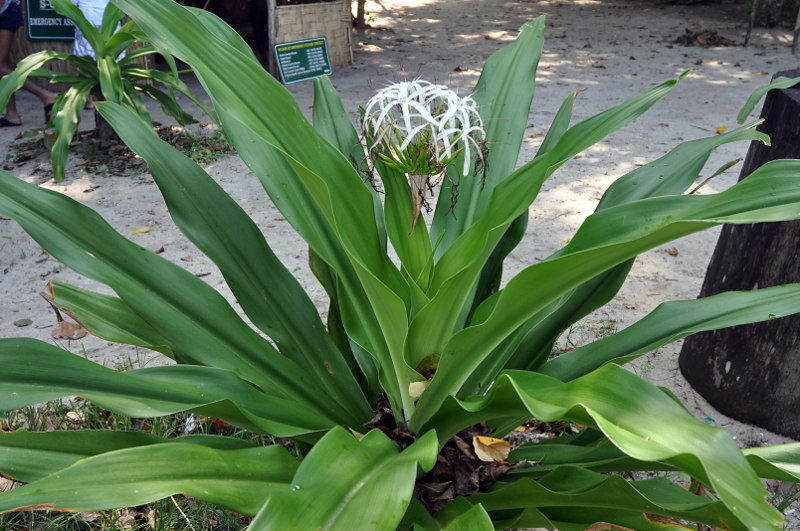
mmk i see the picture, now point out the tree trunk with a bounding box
[678,70,800,438]
[354,0,366,28]
[93,108,120,144]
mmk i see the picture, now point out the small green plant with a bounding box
[0,0,214,182]
[2,1,800,529]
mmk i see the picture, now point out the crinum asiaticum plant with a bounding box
[0,0,214,182]
[2,0,800,529]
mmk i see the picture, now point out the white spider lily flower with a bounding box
[362,80,486,232]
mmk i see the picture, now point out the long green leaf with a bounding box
[0,338,333,437]
[97,55,124,102]
[99,1,125,42]
[0,442,297,514]
[0,50,70,112]
[431,17,544,257]
[0,431,164,483]
[0,430,256,484]
[471,467,737,528]
[737,76,800,123]
[541,284,800,381]
[248,427,438,530]
[419,365,783,530]
[49,0,102,54]
[50,80,94,181]
[49,281,175,360]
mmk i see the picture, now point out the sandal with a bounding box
[0,117,22,128]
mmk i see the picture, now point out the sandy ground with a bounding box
[2,0,800,523]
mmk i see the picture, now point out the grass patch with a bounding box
[0,375,280,530]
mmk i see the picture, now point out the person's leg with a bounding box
[0,27,21,124]
[0,24,57,124]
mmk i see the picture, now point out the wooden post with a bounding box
[266,0,278,78]
[678,70,800,438]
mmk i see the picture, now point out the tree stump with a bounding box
[678,69,800,438]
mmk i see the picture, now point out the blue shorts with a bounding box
[0,1,23,32]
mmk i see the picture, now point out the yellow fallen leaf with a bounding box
[408,380,430,398]
[716,125,727,134]
[133,226,151,234]
[472,435,510,462]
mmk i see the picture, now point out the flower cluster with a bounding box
[362,80,486,231]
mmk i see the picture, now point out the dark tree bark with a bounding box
[93,108,120,144]
[354,0,367,28]
[678,70,800,438]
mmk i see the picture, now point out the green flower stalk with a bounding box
[362,80,485,231]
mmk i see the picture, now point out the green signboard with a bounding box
[26,0,75,40]
[274,37,332,85]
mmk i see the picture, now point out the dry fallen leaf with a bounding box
[180,256,193,262]
[472,435,511,462]
[586,523,635,531]
[408,380,430,398]
[716,125,727,134]
[51,320,87,340]
[666,247,679,257]
[66,410,86,423]
[132,226,151,234]
[0,477,14,493]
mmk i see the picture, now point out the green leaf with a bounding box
[431,17,544,257]
[136,84,195,125]
[49,0,102,54]
[541,284,800,381]
[0,430,165,483]
[737,76,800,124]
[49,281,175,360]
[312,75,388,256]
[0,442,297,514]
[101,30,137,62]
[745,444,800,482]
[433,499,494,530]
[122,65,214,120]
[50,80,94,181]
[472,467,736,529]
[99,1,125,41]
[186,6,259,62]
[0,430,255,484]
[419,365,783,530]
[248,427,438,530]
[0,338,334,437]
[0,50,71,113]
[97,55,125,102]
